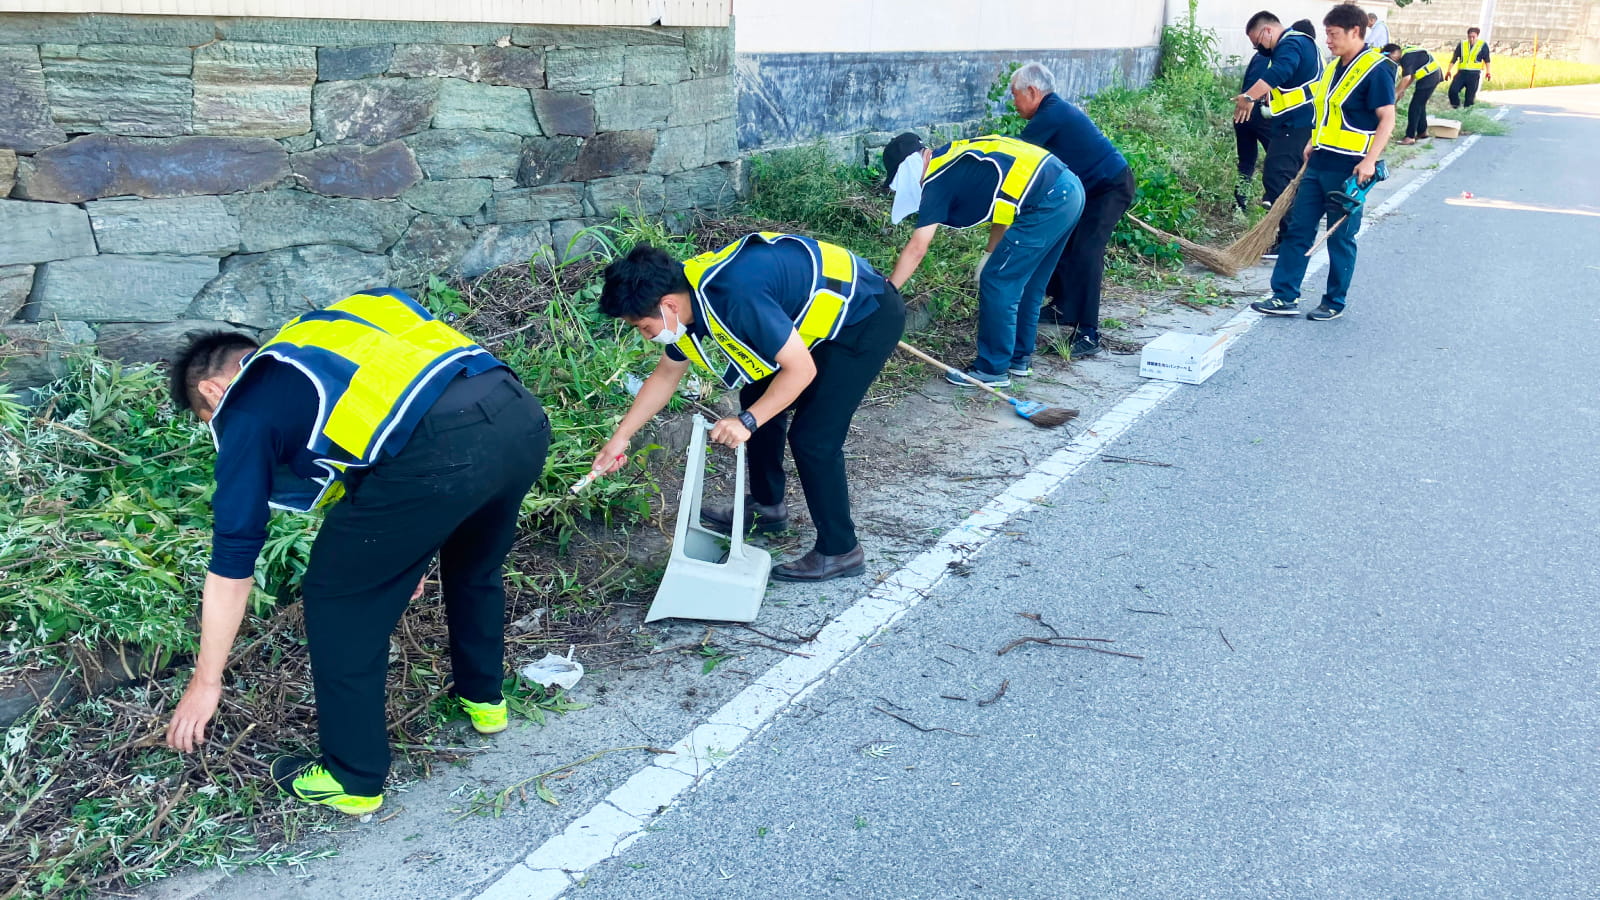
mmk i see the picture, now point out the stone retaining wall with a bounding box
[0,14,739,387]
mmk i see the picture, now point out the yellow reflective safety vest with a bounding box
[1456,39,1487,71]
[1404,46,1440,82]
[922,136,1056,226]
[1264,29,1324,118]
[1312,48,1397,157]
[210,290,496,512]
[673,232,865,388]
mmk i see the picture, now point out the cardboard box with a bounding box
[1140,331,1227,384]
[1427,116,1462,139]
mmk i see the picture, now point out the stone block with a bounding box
[401,178,492,216]
[454,222,553,278]
[313,78,438,146]
[433,79,541,135]
[405,129,523,180]
[193,42,317,138]
[511,25,684,49]
[0,320,94,389]
[96,320,249,364]
[41,44,193,138]
[30,255,219,323]
[587,174,664,218]
[593,83,671,132]
[492,177,516,191]
[317,45,392,81]
[491,184,584,224]
[669,77,735,127]
[15,134,290,204]
[86,196,240,256]
[545,46,624,92]
[0,46,67,152]
[550,218,608,263]
[0,199,98,266]
[649,124,706,175]
[624,45,691,85]
[516,136,583,187]
[0,15,214,46]
[684,27,733,78]
[189,244,390,329]
[665,164,736,212]
[0,150,14,196]
[704,117,739,164]
[475,46,544,89]
[571,130,656,182]
[530,91,594,138]
[387,214,474,288]
[219,19,512,47]
[279,132,318,153]
[291,140,423,199]
[227,190,413,253]
[389,44,476,79]
[1,265,33,321]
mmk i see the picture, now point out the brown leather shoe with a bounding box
[700,498,789,535]
[771,544,866,582]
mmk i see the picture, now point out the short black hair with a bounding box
[1324,3,1367,36]
[1467,27,1481,36]
[598,243,691,321]
[1246,11,1280,34]
[1291,18,1316,39]
[1382,43,1402,55]
[168,331,258,412]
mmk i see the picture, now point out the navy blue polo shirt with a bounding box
[1262,30,1321,129]
[665,240,884,370]
[915,147,1068,230]
[1400,49,1441,87]
[1310,55,1398,171]
[1018,93,1127,193]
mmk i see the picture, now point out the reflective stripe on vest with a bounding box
[1404,46,1440,81]
[1313,49,1395,157]
[210,290,491,511]
[923,136,1054,226]
[675,232,862,387]
[1265,30,1324,118]
[1457,39,1486,71]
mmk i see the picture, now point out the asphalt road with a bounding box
[568,88,1600,898]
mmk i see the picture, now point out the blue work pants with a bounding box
[1268,161,1365,312]
[974,169,1084,375]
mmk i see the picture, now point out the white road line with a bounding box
[475,108,1509,900]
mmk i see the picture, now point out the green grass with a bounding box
[1490,57,1600,90]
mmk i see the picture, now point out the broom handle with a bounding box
[897,341,1022,404]
[1304,213,1352,258]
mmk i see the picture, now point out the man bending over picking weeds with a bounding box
[165,290,549,815]
[590,235,904,582]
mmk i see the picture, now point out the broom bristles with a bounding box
[1024,407,1078,428]
[1130,165,1307,276]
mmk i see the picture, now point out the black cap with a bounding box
[881,132,926,188]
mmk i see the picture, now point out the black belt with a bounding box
[418,368,541,437]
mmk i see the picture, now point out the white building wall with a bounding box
[736,0,1166,54]
[1174,0,1347,63]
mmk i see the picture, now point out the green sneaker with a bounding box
[461,697,508,734]
[271,756,383,816]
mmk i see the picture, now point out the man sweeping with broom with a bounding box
[1251,3,1396,322]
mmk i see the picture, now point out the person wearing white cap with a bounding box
[880,132,1083,386]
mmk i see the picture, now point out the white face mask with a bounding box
[649,305,685,345]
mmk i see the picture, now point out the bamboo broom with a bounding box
[1127,163,1308,277]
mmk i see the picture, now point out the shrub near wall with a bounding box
[0,14,740,387]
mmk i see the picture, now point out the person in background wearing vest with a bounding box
[163,290,550,815]
[1250,3,1396,321]
[1364,12,1390,50]
[881,132,1083,385]
[1233,44,1273,212]
[590,235,904,583]
[1446,27,1492,108]
[1386,42,1443,144]
[1233,11,1324,259]
[1010,62,1134,360]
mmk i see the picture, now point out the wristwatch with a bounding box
[737,410,759,432]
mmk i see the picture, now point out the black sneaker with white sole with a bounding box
[1250,297,1300,316]
[1306,304,1344,321]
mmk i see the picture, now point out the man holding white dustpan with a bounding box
[589,234,904,583]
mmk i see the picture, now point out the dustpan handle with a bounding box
[728,438,747,560]
[675,415,709,547]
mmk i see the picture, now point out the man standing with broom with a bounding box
[1251,3,1396,321]
[1232,11,1323,259]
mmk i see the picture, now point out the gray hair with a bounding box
[1010,61,1055,95]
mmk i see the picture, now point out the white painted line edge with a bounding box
[474,105,1508,900]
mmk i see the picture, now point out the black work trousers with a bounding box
[299,369,550,796]
[1044,165,1135,340]
[740,285,905,556]
[1261,121,1313,245]
[1449,70,1481,108]
[1408,76,1440,139]
[1234,118,1270,210]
